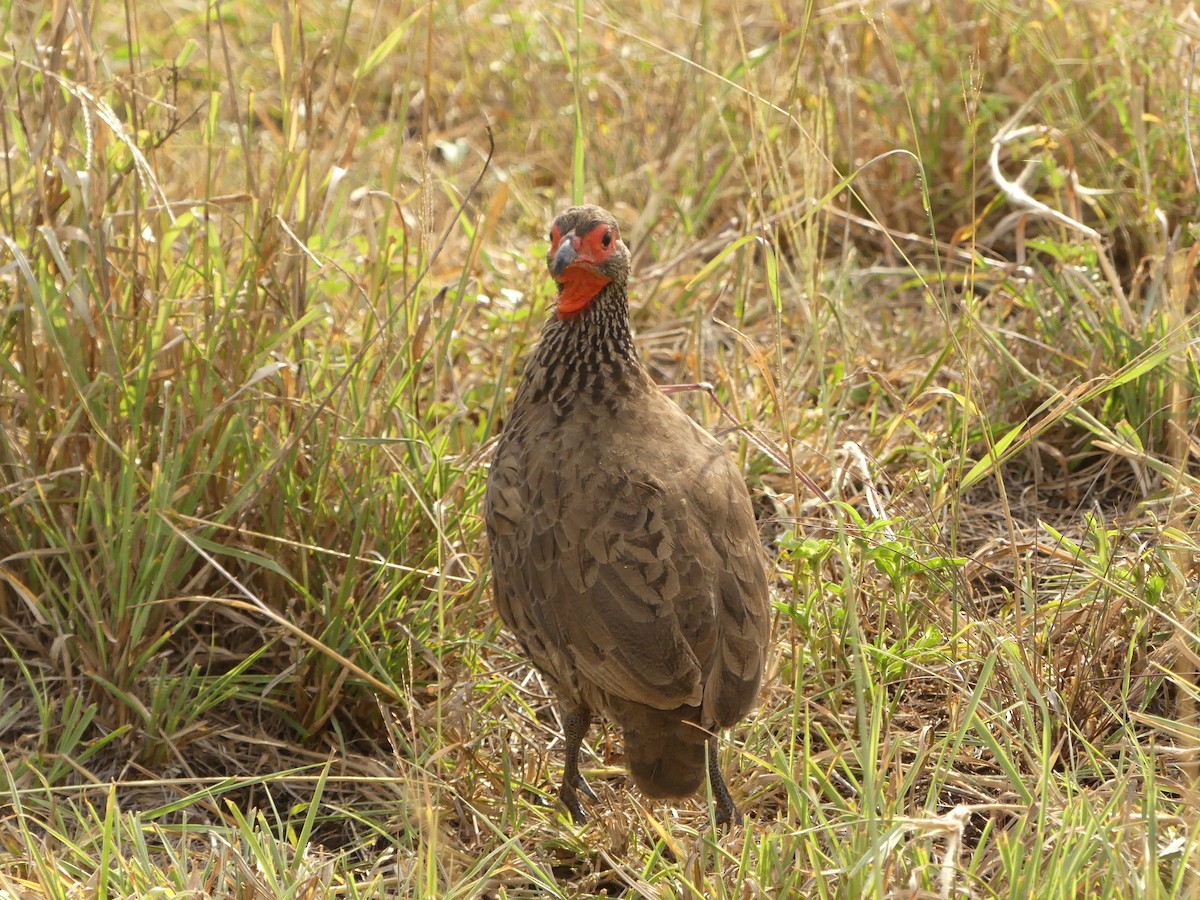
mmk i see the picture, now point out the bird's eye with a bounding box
[601,229,612,248]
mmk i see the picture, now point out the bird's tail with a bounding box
[618,704,709,798]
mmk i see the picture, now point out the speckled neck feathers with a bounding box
[518,280,648,418]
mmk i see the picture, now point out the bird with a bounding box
[484,204,770,825]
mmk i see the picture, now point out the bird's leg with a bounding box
[559,705,597,823]
[707,735,740,826]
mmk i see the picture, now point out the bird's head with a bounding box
[545,205,630,319]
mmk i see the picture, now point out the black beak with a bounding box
[551,233,578,278]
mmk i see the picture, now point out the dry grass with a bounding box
[2,0,1200,896]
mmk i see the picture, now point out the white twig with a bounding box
[989,124,1100,241]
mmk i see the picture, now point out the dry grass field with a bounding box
[2,0,1200,896]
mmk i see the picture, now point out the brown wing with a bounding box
[487,446,707,709]
[686,438,771,727]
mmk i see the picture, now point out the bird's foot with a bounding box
[574,772,600,802]
[559,773,599,824]
[713,792,740,827]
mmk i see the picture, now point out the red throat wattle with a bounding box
[550,219,617,318]
[556,269,612,318]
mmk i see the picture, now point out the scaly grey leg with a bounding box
[559,706,597,823]
[708,735,739,825]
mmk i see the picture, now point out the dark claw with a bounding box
[714,792,738,826]
[559,775,595,823]
[575,772,599,803]
[559,782,592,825]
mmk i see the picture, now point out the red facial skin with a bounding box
[550,222,615,318]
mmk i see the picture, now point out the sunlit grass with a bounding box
[2,0,1199,896]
